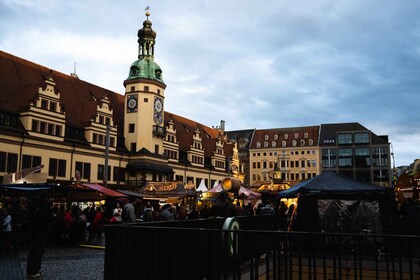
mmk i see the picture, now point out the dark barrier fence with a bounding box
[104,216,420,280]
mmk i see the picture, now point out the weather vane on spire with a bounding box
[145,5,150,18]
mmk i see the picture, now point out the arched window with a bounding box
[264,135,269,141]
[294,133,299,139]
[292,140,297,147]
[309,139,314,146]
[264,142,269,148]
[284,134,289,140]
[256,142,261,148]
[274,134,278,140]
[304,132,308,138]
[282,141,286,147]
[300,140,305,146]
[272,141,276,148]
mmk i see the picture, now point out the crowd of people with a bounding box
[3,192,419,256]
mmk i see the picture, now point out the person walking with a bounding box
[26,193,51,278]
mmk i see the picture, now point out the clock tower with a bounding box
[124,9,166,154]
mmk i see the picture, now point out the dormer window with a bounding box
[309,139,314,146]
[300,140,305,146]
[284,134,288,140]
[99,116,104,124]
[256,142,261,148]
[294,133,299,139]
[41,99,48,109]
[264,142,269,148]
[264,135,269,141]
[292,140,297,147]
[304,132,308,138]
[272,141,276,148]
[274,134,278,140]
[282,141,286,147]
[50,102,57,112]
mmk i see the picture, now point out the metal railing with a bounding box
[104,216,420,280]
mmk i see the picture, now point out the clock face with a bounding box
[154,98,163,112]
[154,97,163,125]
[127,95,138,113]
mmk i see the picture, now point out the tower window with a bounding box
[129,123,135,133]
[157,89,161,94]
[130,143,137,152]
[131,86,135,92]
[144,86,149,92]
[144,98,148,102]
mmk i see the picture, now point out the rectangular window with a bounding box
[322,148,337,168]
[31,120,38,131]
[48,158,57,177]
[6,153,18,173]
[98,135,104,145]
[110,137,115,147]
[40,122,46,134]
[22,155,32,169]
[113,167,125,182]
[58,160,66,177]
[106,117,111,125]
[337,133,352,145]
[295,161,299,168]
[129,123,135,133]
[41,99,48,109]
[50,102,57,112]
[144,86,149,91]
[338,148,353,157]
[130,143,136,152]
[48,123,54,135]
[98,165,104,180]
[155,145,159,154]
[301,160,305,168]
[354,132,369,144]
[339,158,353,167]
[84,163,91,180]
[93,133,97,143]
[0,152,6,172]
[55,125,61,137]
[99,116,104,124]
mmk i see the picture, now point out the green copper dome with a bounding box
[128,58,164,83]
[126,11,165,85]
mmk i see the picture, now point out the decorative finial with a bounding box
[145,5,150,18]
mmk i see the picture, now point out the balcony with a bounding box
[152,125,166,138]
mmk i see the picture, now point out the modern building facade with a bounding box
[0,13,241,190]
[319,123,392,186]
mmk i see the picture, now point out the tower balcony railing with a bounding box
[153,125,166,138]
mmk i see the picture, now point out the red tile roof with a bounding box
[250,126,319,148]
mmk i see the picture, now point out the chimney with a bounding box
[220,120,225,131]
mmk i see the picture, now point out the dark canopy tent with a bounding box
[278,172,398,233]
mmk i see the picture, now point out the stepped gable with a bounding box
[164,111,220,153]
[0,50,124,128]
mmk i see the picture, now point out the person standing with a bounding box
[211,191,236,218]
[2,208,12,253]
[26,193,51,278]
[123,199,136,223]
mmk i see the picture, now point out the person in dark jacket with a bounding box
[26,193,51,278]
[211,191,236,217]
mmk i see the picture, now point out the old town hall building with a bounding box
[0,13,241,190]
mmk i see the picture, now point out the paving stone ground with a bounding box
[0,245,104,280]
